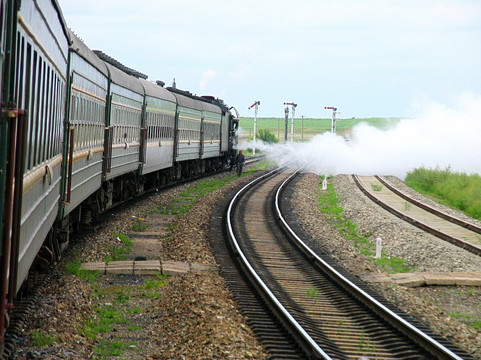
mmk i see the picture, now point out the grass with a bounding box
[130,218,149,232]
[157,171,259,216]
[317,177,411,273]
[104,233,133,263]
[63,167,272,358]
[65,258,98,283]
[78,275,167,358]
[306,287,319,298]
[93,339,137,357]
[405,167,481,220]
[30,330,57,347]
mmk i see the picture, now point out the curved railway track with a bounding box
[223,168,472,359]
[353,175,481,256]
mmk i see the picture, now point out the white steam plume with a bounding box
[239,93,481,179]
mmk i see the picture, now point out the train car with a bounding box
[11,0,69,290]
[169,88,203,176]
[0,1,239,354]
[139,79,177,180]
[0,0,12,352]
[101,58,144,181]
[59,30,109,228]
[1,0,69,350]
[99,55,146,205]
[199,99,222,164]
[202,95,240,163]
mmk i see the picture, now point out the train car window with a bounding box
[44,63,50,161]
[51,80,56,156]
[47,71,53,159]
[55,73,60,155]
[15,34,25,109]
[37,61,45,165]
[44,68,50,160]
[56,75,62,154]
[32,54,39,167]
[24,43,32,169]
[0,2,3,46]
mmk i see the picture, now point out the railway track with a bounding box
[353,175,481,256]
[223,168,472,359]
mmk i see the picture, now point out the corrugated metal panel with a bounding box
[171,92,203,111]
[105,62,144,95]
[68,29,108,77]
[200,100,221,114]
[139,79,177,103]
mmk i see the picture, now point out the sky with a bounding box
[59,0,481,119]
[59,0,481,177]
[247,93,481,177]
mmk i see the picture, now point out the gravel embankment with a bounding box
[291,173,481,359]
[14,170,481,359]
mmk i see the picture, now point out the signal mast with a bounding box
[284,102,297,142]
[248,101,260,155]
[324,106,338,133]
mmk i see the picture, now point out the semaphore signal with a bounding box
[324,106,338,133]
[248,101,260,155]
[284,102,297,142]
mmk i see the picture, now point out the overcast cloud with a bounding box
[60,0,481,118]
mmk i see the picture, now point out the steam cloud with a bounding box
[239,93,481,179]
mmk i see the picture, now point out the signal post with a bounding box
[248,101,260,155]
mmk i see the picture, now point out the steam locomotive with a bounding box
[0,0,239,351]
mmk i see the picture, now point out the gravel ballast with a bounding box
[13,170,481,359]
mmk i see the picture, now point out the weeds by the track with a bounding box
[317,177,411,274]
[405,167,481,220]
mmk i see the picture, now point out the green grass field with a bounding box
[238,117,401,142]
[405,167,481,220]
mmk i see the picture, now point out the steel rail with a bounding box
[276,171,465,360]
[226,167,332,360]
[353,174,481,256]
[375,175,481,234]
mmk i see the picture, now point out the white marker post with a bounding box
[248,101,260,155]
[322,176,328,190]
[376,237,382,258]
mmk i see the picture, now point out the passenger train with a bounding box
[0,0,239,351]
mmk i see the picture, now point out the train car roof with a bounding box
[168,89,203,111]
[199,99,221,114]
[68,29,108,76]
[51,0,70,40]
[104,62,144,95]
[139,79,177,103]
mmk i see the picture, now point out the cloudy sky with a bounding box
[59,0,481,119]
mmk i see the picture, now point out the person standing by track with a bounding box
[235,150,245,176]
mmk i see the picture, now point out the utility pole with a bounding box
[324,106,338,133]
[301,115,304,142]
[248,101,260,155]
[284,102,297,142]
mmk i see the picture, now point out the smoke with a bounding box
[239,93,481,179]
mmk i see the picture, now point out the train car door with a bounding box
[0,0,27,349]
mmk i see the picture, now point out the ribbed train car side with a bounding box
[200,100,222,165]
[139,79,176,178]
[103,63,144,181]
[171,91,203,169]
[14,0,69,293]
[60,30,109,223]
[0,0,11,351]
[0,0,239,351]
[0,0,9,253]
